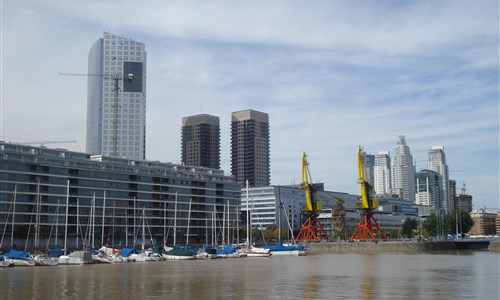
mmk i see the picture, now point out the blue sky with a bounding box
[1,0,498,210]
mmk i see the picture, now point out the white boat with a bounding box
[8,258,35,267]
[240,182,272,258]
[2,250,35,267]
[240,246,272,257]
[34,254,59,266]
[92,252,113,264]
[0,256,13,267]
[261,243,309,256]
[58,250,93,265]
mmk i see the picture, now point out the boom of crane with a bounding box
[295,152,329,242]
[356,146,378,211]
[350,146,386,241]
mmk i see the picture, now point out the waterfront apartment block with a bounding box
[231,109,270,188]
[181,114,220,169]
[0,142,240,250]
[87,32,147,160]
[470,209,497,236]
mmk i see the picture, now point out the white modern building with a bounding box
[391,136,415,202]
[87,32,147,160]
[374,151,391,195]
[427,146,450,212]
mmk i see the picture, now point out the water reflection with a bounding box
[1,252,498,299]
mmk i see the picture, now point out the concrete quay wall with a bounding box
[310,240,460,253]
[489,240,500,252]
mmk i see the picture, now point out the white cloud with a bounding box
[1,0,498,209]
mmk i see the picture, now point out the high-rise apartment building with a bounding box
[427,146,450,212]
[363,152,376,189]
[374,151,391,195]
[392,136,415,202]
[86,32,147,160]
[415,169,443,208]
[181,114,220,169]
[231,109,270,187]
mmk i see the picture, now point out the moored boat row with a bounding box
[0,242,308,267]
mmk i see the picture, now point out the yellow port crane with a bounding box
[350,146,386,241]
[295,152,329,242]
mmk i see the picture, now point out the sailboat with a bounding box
[261,186,308,256]
[239,181,272,257]
[59,183,93,265]
[163,193,196,260]
[32,184,58,266]
[0,186,35,266]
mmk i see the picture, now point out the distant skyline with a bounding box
[1,1,498,209]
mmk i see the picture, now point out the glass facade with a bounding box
[0,142,240,250]
[86,32,147,160]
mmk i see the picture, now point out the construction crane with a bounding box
[350,146,386,241]
[60,72,134,156]
[12,140,77,147]
[295,152,329,242]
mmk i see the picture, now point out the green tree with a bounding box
[401,217,418,238]
[449,210,474,236]
[423,214,439,237]
[263,224,277,241]
[423,210,474,238]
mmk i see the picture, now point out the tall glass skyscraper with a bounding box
[231,109,270,187]
[86,32,147,160]
[427,146,450,212]
[181,114,220,169]
[392,136,415,202]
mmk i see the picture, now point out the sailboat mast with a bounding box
[10,185,17,248]
[133,197,136,246]
[142,207,145,251]
[212,204,216,246]
[64,180,69,254]
[163,201,166,246]
[55,199,60,248]
[91,193,95,249]
[101,191,106,247]
[34,181,40,249]
[76,198,79,249]
[186,198,192,245]
[222,203,225,246]
[173,192,177,246]
[227,200,230,245]
[246,181,249,246]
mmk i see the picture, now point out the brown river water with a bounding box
[1,251,498,299]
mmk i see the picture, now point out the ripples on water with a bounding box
[1,251,498,299]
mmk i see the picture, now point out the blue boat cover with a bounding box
[2,249,30,259]
[261,243,306,252]
[119,247,140,257]
[48,247,64,257]
[216,245,235,255]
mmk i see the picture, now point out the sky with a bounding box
[1,1,498,210]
